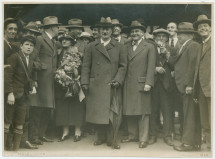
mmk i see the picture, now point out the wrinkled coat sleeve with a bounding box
[113,44,127,85]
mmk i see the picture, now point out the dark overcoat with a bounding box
[123,40,156,115]
[169,40,201,94]
[193,37,211,97]
[33,32,57,108]
[81,38,127,124]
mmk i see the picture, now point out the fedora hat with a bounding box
[43,16,61,27]
[128,20,146,32]
[111,19,123,28]
[177,22,197,34]
[4,18,17,29]
[153,28,170,36]
[23,21,41,35]
[66,18,84,29]
[193,15,211,30]
[80,32,93,41]
[96,17,113,28]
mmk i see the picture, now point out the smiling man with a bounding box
[193,15,211,150]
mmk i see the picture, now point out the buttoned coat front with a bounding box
[123,40,156,115]
[81,39,127,124]
[33,32,57,108]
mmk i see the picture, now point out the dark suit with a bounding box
[193,37,211,147]
[150,44,173,139]
[123,39,156,142]
[169,39,201,146]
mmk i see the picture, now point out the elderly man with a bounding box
[193,15,211,150]
[81,17,127,149]
[122,20,156,148]
[29,16,60,145]
[111,19,128,44]
[149,28,174,146]
[169,22,201,151]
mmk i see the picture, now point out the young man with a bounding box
[81,17,127,149]
[122,20,156,148]
[193,15,211,150]
[5,35,37,151]
[169,22,202,151]
[111,19,128,44]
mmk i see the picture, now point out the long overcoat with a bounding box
[81,39,127,124]
[33,32,57,108]
[123,40,156,115]
[193,37,211,97]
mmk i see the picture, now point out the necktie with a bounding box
[170,38,174,47]
[132,41,138,51]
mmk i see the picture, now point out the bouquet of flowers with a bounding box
[55,47,82,97]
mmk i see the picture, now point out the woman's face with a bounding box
[61,38,72,48]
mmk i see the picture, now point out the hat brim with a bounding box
[177,30,198,34]
[66,25,84,28]
[43,23,61,27]
[23,28,41,35]
[112,23,123,28]
[193,19,211,30]
[128,26,146,32]
[153,31,170,36]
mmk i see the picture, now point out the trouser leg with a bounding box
[127,116,138,140]
[139,115,149,142]
[39,108,51,138]
[29,107,41,141]
[95,124,107,141]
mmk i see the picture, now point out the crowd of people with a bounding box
[3,13,211,152]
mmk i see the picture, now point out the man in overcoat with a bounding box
[81,17,127,149]
[122,20,156,148]
[111,19,128,44]
[29,16,60,145]
[193,15,211,150]
[169,22,202,151]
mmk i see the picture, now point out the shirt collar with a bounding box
[45,31,53,40]
[101,38,111,46]
[202,35,211,44]
[132,38,142,46]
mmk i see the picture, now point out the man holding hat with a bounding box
[29,16,61,145]
[169,22,201,151]
[81,17,127,149]
[149,28,174,146]
[193,15,211,150]
[111,19,128,44]
[122,20,156,148]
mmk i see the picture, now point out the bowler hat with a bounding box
[43,16,61,27]
[128,20,146,32]
[153,28,170,36]
[21,35,36,45]
[177,22,197,34]
[96,17,113,28]
[66,19,84,29]
[58,32,76,43]
[111,19,123,28]
[80,32,93,41]
[4,18,17,29]
[23,22,41,35]
[193,15,211,30]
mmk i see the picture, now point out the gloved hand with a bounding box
[110,80,120,88]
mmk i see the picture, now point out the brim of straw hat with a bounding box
[128,26,146,32]
[193,19,211,30]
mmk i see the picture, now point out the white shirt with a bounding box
[115,36,122,42]
[132,38,142,51]
[45,31,53,40]
[101,38,111,47]
[202,35,211,44]
[22,52,29,66]
[178,39,191,54]
[169,36,178,47]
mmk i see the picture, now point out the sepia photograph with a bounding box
[1,0,213,157]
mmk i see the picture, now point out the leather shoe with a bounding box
[164,137,174,146]
[31,139,43,145]
[121,138,138,143]
[173,144,197,151]
[139,142,148,148]
[148,136,157,145]
[20,141,38,149]
[58,135,69,142]
[41,137,54,142]
[94,140,105,145]
[74,136,81,142]
[107,142,120,149]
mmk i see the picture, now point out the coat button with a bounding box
[97,62,100,65]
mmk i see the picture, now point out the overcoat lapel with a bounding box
[18,51,28,70]
[42,32,54,52]
[95,40,111,61]
[129,40,147,61]
[201,38,211,60]
[174,40,192,63]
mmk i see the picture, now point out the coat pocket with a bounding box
[138,77,146,91]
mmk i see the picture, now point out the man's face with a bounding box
[69,28,83,37]
[130,28,144,41]
[197,23,211,39]
[92,28,99,39]
[177,33,192,45]
[5,23,18,40]
[21,41,34,55]
[51,26,59,37]
[112,26,121,36]
[167,23,177,37]
[99,27,112,40]
[154,33,168,45]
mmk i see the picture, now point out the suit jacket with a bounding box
[169,40,201,94]
[123,39,156,115]
[81,38,127,124]
[193,37,211,97]
[34,32,57,108]
[6,51,34,98]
